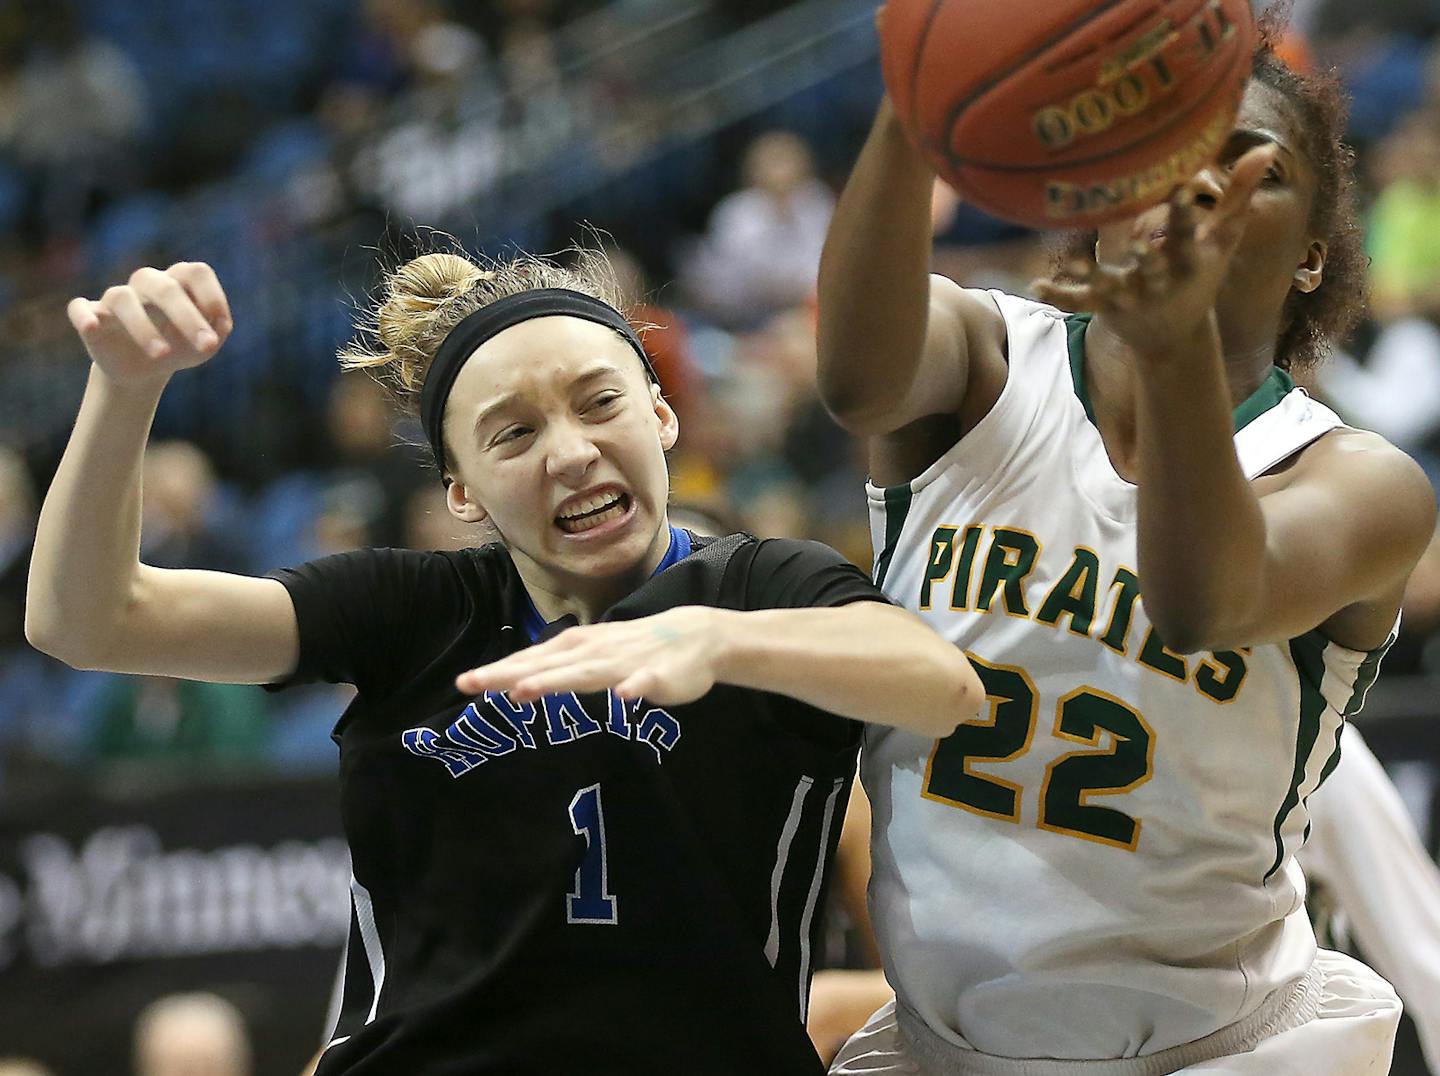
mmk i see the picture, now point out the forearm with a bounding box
[713,603,979,736]
[1133,321,1266,651]
[816,99,938,425]
[26,364,166,657]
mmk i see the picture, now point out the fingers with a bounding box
[99,284,172,357]
[1032,256,1145,312]
[169,261,233,336]
[1029,277,1097,312]
[66,297,100,335]
[509,663,620,702]
[1133,242,1170,296]
[128,266,218,351]
[456,652,554,695]
[455,629,598,695]
[1164,188,1198,279]
[613,671,655,701]
[1228,144,1278,202]
[1167,186,1197,245]
[455,624,682,702]
[1206,144,1277,246]
[70,263,232,360]
[459,654,626,703]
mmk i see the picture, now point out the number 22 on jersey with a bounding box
[923,656,1156,851]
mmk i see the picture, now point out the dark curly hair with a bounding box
[1054,8,1367,371]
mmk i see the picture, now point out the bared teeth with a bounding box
[558,492,623,520]
[558,501,626,534]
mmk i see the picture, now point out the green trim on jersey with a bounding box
[874,483,914,590]
[1266,631,1329,882]
[1341,630,1396,719]
[1063,314,1295,432]
[1066,314,1098,425]
[1231,367,1296,432]
[1301,629,1396,843]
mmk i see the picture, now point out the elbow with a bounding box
[23,605,65,661]
[1142,602,1230,657]
[815,354,907,438]
[1153,632,1211,658]
[25,622,95,670]
[824,404,898,439]
[24,604,113,670]
[923,649,985,739]
[817,379,901,438]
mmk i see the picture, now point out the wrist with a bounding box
[90,360,172,401]
[873,101,931,166]
[707,608,750,686]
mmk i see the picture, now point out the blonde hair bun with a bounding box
[339,245,632,449]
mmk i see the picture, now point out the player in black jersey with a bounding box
[28,250,983,1075]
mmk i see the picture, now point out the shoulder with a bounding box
[273,543,514,612]
[931,276,1009,354]
[870,288,1067,486]
[438,541,518,581]
[673,532,871,590]
[1286,428,1437,556]
[740,537,884,608]
[747,536,860,570]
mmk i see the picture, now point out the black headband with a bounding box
[420,288,659,476]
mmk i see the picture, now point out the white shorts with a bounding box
[829,949,1400,1076]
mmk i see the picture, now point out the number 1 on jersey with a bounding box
[567,784,618,924]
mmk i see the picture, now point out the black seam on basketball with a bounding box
[1100,3,1166,49]
[938,0,1137,152]
[943,22,1250,173]
[908,0,949,135]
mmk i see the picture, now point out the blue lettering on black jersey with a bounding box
[484,690,543,748]
[403,690,681,776]
[543,691,603,745]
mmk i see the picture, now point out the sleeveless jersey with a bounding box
[864,292,1397,1060]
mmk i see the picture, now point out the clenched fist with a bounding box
[67,262,233,387]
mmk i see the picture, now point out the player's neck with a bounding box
[1084,317,1279,479]
[513,525,675,625]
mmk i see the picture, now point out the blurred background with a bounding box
[0,0,1438,1071]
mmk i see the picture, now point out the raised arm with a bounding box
[25,263,300,685]
[1033,150,1437,653]
[1131,350,1434,653]
[815,98,1006,438]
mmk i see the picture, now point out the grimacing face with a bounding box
[441,314,678,590]
[1095,79,1327,350]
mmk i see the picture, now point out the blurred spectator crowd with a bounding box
[1,990,254,1076]
[1,0,1439,802]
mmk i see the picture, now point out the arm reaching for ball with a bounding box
[815,98,1007,441]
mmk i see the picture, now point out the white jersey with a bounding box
[864,292,1397,1061]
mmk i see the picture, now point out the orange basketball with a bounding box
[880,0,1257,230]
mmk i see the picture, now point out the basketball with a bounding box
[880,0,1257,229]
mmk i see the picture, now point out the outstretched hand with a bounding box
[456,606,727,707]
[1030,144,1279,354]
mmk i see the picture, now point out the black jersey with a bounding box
[267,532,884,1075]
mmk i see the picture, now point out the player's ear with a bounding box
[446,478,489,525]
[1293,238,1326,295]
[652,384,679,452]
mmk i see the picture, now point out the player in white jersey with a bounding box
[1302,722,1440,1072]
[813,18,1438,1076]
